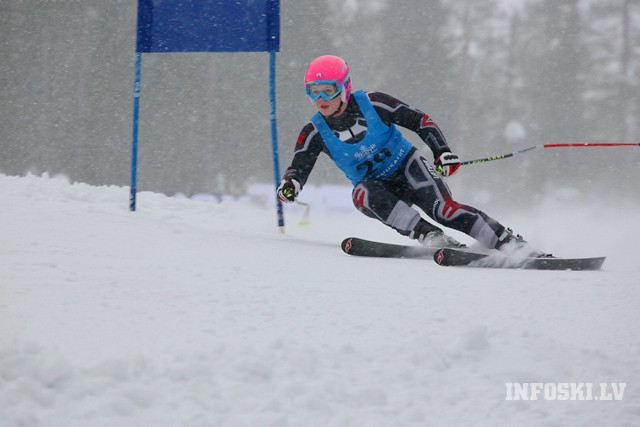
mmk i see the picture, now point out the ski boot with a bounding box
[400,218,466,248]
[495,228,551,258]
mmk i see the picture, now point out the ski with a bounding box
[341,237,439,258]
[433,248,605,271]
[341,237,606,271]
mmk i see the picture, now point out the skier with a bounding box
[277,54,534,253]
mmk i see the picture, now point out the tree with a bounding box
[515,0,588,194]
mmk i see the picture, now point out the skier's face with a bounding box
[311,84,344,117]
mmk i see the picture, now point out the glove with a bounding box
[435,151,461,177]
[276,178,301,203]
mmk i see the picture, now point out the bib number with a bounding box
[356,148,392,176]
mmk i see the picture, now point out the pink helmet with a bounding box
[305,55,352,102]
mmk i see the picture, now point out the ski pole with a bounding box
[295,200,311,226]
[461,142,639,166]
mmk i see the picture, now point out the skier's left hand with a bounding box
[435,151,461,177]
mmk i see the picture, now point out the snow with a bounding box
[1,173,639,426]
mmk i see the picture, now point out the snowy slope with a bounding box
[1,173,639,427]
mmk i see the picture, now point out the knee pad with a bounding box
[352,181,420,231]
[352,182,376,218]
[436,199,466,222]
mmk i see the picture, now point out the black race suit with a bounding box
[282,91,507,249]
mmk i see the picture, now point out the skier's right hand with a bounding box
[277,178,300,203]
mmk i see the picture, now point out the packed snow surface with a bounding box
[1,173,639,426]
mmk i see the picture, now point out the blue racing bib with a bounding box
[311,90,413,185]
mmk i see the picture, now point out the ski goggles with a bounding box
[305,80,343,101]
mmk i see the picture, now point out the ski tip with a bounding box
[434,248,446,265]
[341,237,354,254]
